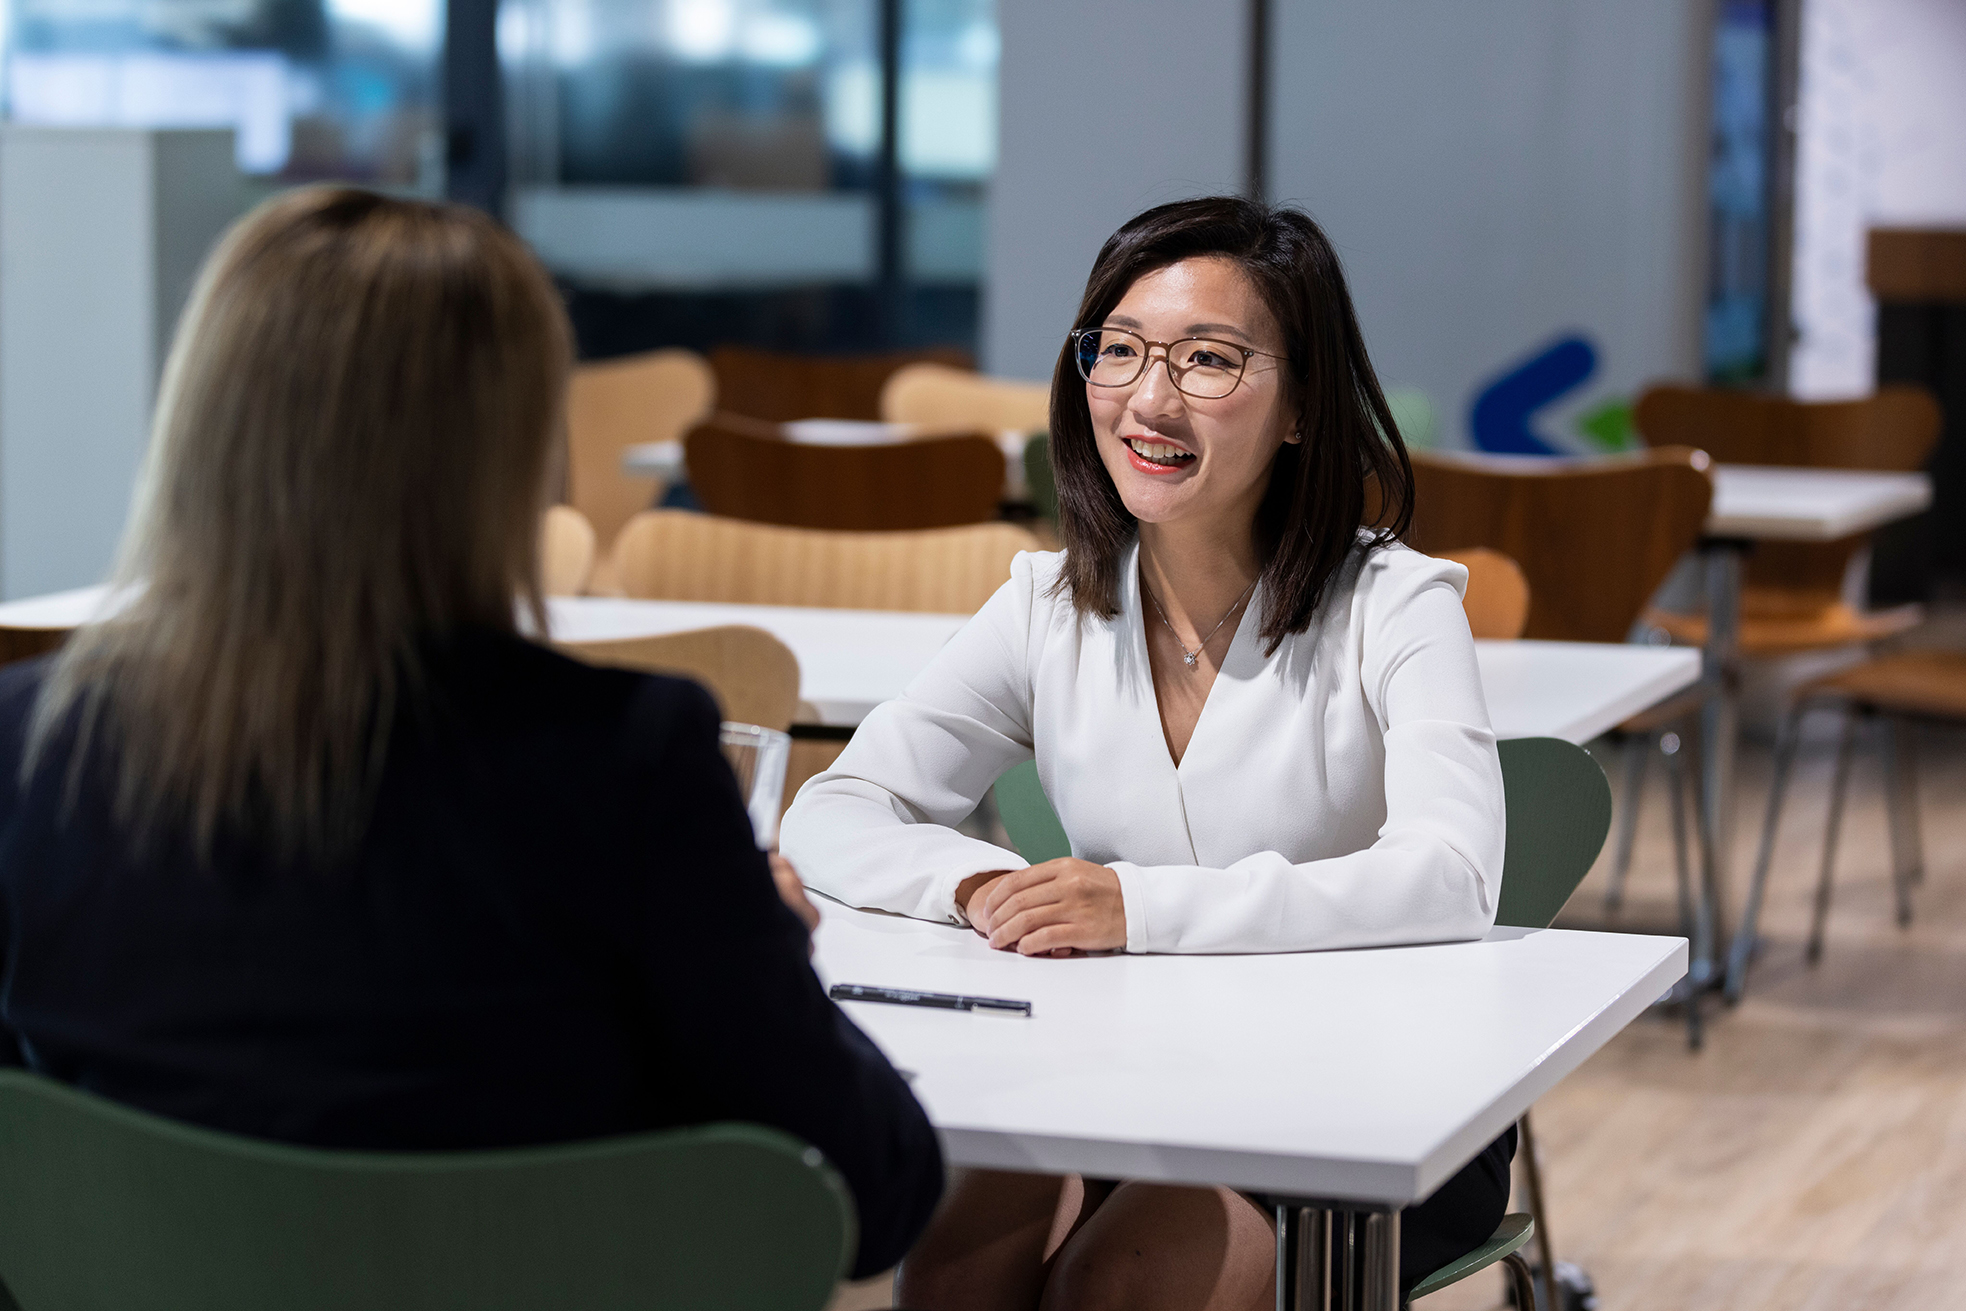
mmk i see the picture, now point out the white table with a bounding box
[1692,466,1934,961]
[1707,465,1932,541]
[816,904,1686,1309]
[0,589,1701,742]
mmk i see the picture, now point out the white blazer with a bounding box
[779,538,1505,954]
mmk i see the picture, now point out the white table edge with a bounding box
[1408,932,1687,1200]
[1538,648,1700,745]
[906,931,1688,1207]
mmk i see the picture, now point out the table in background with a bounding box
[0,588,1701,742]
[1695,466,1934,922]
[816,902,1686,1309]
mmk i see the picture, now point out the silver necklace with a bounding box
[1144,576,1258,670]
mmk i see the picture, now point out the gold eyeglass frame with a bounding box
[1069,326,1284,399]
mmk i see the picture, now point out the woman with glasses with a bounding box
[780,196,1510,1309]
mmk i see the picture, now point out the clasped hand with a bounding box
[960,859,1126,956]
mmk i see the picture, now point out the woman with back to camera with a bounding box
[0,188,941,1278]
[779,197,1511,1308]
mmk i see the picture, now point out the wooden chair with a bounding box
[878,363,1050,433]
[708,345,970,423]
[683,421,1007,531]
[539,505,597,597]
[610,510,1038,614]
[566,349,715,582]
[1729,648,1966,999]
[1436,548,1529,640]
[1634,384,1941,653]
[557,626,801,734]
[0,625,70,667]
[1406,448,1715,643]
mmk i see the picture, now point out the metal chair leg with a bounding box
[1517,1113,1557,1311]
[1605,736,1648,915]
[1880,715,1922,922]
[1661,732,1704,1049]
[1726,703,1803,1002]
[1502,1252,1539,1311]
[1807,708,1859,965]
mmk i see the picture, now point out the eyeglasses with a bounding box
[1069,327,1281,400]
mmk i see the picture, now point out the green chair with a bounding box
[992,737,1614,1310]
[0,1069,855,1311]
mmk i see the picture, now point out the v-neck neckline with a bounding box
[1126,544,1262,777]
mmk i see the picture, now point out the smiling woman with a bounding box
[780,196,1513,1308]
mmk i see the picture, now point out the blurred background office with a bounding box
[0,3,1964,1309]
[0,0,1961,601]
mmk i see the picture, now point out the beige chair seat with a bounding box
[1645,598,1923,657]
[1799,649,1966,720]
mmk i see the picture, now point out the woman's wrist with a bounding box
[955,870,1009,924]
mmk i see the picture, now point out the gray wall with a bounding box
[1266,0,1711,448]
[983,0,1251,381]
[0,128,241,599]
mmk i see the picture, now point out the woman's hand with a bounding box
[770,855,821,951]
[978,859,1126,956]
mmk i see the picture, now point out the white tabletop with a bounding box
[815,905,1685,1204]
[1708,465,1931,541]
[1,589,1702,740]
[1474,640,1697,743]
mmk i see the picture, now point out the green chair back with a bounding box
[993,758,1070,864]
[993,737,1611,930]
[1022,433,1058,524]
[1493,736,1613,930]
[0,1070,855,1311]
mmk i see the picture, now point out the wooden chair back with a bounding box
[1634,383,1943,609]
[566,349,715,552]
[558,626,801,732]
[0,626,69,667]
[709,345,971,423]
[1437,547,1530,640]
[611,510,1038,614]
[684,422,1006,531]
[538,505,597,597]
[1406,449,1714,643]
[878,363,1051,433]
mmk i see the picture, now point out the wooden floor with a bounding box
[832,616,1966,1311]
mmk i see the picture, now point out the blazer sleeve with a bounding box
[617,678,944,1277]
[778,554,1043,925]
[1107,555,1506,954]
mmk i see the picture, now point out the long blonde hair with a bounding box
[27,187,572,864]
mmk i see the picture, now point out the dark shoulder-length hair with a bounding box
[1048,196,1413,651]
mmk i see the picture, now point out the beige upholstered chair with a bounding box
[1436,548,1530,640]
[557,626,802,734]
[879,363,1050,433]
[565,349,715,587]
[538,505,598,597]
[609,511,1039,615]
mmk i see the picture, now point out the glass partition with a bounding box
[1,0,444,189]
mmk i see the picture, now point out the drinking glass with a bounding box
[719,722,792,850]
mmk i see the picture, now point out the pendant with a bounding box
[1183,652,1199,668]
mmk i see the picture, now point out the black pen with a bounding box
[829,983,1033,1017]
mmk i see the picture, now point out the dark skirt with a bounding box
[1399,1124,1517,1295]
